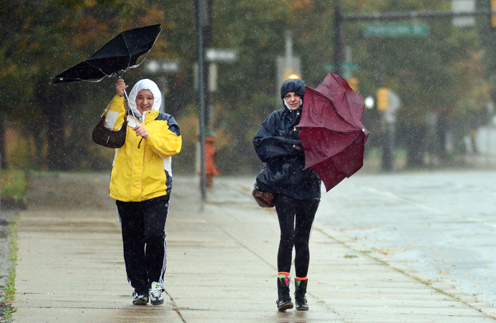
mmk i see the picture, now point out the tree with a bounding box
[2,0,167,170]
[1,0,491,173]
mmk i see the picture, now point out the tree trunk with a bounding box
[436,116,449,162]
[37,78,70,171]
[44,104,69,170]
[0,111,8,169]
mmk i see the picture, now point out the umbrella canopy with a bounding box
[52,24,161,83]
[296,72,369,191]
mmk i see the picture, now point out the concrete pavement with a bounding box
[10,173,496,322]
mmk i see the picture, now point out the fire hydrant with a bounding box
[205,136,219,187]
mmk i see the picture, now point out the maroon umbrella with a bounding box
[296,72,369,191]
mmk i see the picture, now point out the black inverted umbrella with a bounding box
[52,24,161,84]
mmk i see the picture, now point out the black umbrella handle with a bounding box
[116,70,125,79]
[122,86,142,129]
[115,71,140,125]
[116,71,131,113]
[123,88,130,105]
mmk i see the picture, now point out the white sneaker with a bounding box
[150,282,164,305]
[132,291,149,305]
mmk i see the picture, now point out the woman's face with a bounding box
[284,92,301,110]
[135,89,154,114]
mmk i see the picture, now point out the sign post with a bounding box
[376,88,401,172]
[144,59,180,113]
[200,48,237,187]
[276,31,301,97]
[205,48,238,93]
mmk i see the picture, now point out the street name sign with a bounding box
[364,23,429,37]
[205,48,238,62]
[145,59,180,74]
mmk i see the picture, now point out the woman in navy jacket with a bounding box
[253,78,321,312]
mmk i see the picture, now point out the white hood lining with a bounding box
[127,79,162,121]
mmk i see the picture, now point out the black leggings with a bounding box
[274,194,319,278]
[116,195,169,294]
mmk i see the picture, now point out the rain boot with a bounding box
[294,278,309,311]
[276,277,294,311]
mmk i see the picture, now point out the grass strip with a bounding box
[0,169,27,322]
[1,220,18,322]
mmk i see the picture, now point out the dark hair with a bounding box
[280,78,306,100]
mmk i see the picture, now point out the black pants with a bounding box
[274,194,319,278]
[116,195,169,294]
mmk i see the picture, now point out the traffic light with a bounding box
[377,88,389,111]
[347,77,358,92]
[492,0,496,28]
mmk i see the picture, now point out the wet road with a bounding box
[317,170,496,306]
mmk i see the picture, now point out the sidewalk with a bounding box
[11,173,496,322]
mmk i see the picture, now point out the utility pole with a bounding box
[276,31,301,96]
[202,0,213,133]
[333,0,344,77]
[285,31,293,76]
[195,0,212,200]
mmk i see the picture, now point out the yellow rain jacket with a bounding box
[104,95,182,202]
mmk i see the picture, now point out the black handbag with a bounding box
[92,113,127,148]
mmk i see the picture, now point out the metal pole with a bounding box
[197,0,207,200]
[377,49,395,172]
[204,0,212,132]
[285,30,292,73]
[378,51,393,172]
[0,154,2,215]
[333,0,344,77]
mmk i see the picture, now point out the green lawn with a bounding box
[1,169,28,207]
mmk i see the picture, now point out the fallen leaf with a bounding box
[344,254,358,258]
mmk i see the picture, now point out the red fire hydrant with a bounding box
[205,136,219,187]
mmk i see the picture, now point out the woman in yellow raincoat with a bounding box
[105,78,181,306]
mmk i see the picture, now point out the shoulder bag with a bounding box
[92,106,127,148]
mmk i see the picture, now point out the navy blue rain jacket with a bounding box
[253,106,321,201]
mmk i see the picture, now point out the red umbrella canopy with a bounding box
[296,72,369,191]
